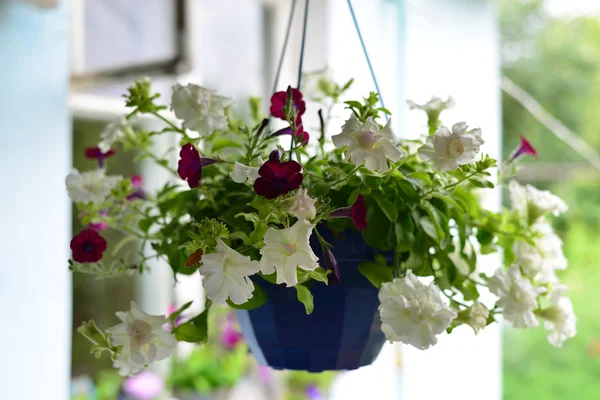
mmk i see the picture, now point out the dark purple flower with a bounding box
[254,159,303,199]
[323,246,341,285]
[88,210,108,232]
[220,321,243,349]
[509,134,538,162]
[271,125,310,146]
[270,87,306,124]
[178,143,202,188]
[331,194,368,231]
[177,144,217,189]
[70,229,107,263]
[85,147,115,168]
[126,175,146,201]
[123,371,164,400]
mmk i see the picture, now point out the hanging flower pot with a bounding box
[65,4,576,376]
[236,229,389,371]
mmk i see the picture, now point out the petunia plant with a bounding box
[68,76,576,375]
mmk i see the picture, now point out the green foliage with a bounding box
[173,306,210,343]
[358,261,394,289]
[123,77,166,115]
[180,219,230,255]
[296,284,315,315]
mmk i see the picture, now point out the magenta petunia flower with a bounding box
[126,175,146,201]
[85,147,115,168]
[269,87,306,124]
[88,210,108,232]
[178,143,202,188]
[177,144,217,189]
[220,321,243,349]
[70,229,107,263]
[123,371,164,400]
[330,194,368,231]
[323,246,341,285]
[254,159,303,199]
[509,135,538,162]
[271,125,310,146]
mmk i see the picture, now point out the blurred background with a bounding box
[1,0,600,399]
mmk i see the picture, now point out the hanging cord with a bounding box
[272,0,298,94]
[347,0,388,121]
[289,0,310,158]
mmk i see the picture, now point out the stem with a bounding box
[444,171,479,190]
[151,112,189,139]
[441,290,469,308]
[140,148,178,176]
[332,165,361,186]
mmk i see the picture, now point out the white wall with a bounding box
[402,1,502,399]
[0,1,71,398]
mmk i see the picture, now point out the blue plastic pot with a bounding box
[236,229,388,372]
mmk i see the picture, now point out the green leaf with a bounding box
[227,284,267,310]
[169,301,193,325]
[362,204,392,249]
[211,138,243,152]
[395,213,416,252]
[138,217,157,233]
[469,177,494,188]
[259,272,277,284]
[358,261,394,289]
[419,216,439,242]
[344,100,363,109]
[374,195,398,221]
[397,180,420,202]
[296,285,314,315]
[299,267,330,285]
[173,309,209,343]
[476,229,495,245]
[431,193,467,213]
[421,202,447,244]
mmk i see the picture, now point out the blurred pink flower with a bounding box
[220,320,243,349]
[123,371,164,400]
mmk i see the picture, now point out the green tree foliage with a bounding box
[500,1,600,399]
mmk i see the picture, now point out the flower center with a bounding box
[130,320,153,345]
[359,130,378,149]
[448,139,465,157]
[281,242,298,256]
[83,243,96,253]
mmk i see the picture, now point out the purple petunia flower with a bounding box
[509,134,538,162]
[270,87,306,125]
[253,159,303,199]
[331,194,368,231]
[70,229,107,263]
[85,147,115,168]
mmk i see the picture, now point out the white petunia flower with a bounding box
[378,271,457,350]
[539,285,577,347]
[199,239,261,305]
[331,114,404,173]
[488,265,543,328]
[66,169,122,204]
[407,96,455,117]
[259,219,319,286]
[229,157,264,184]
[509,181,568,225]
[171,83,231,134]
[465,302,489,334]
[107,301,177,376]
[283,188,317,220]
[418,122,483,172]
[513,220,567,283]
[98,117,132,153]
